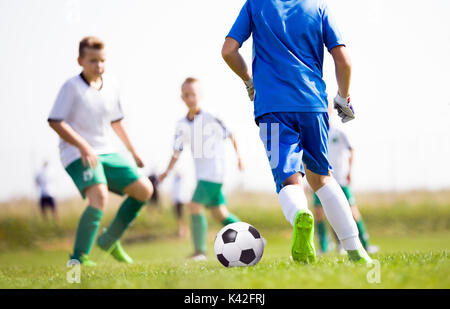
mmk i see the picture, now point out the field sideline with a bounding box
[0,191,449,289]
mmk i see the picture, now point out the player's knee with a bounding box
[282,172,303,187]
[127,178,154,202]
[211,206,228,222]
[139,179,154,201]
[86,186,108,210]
[306,172,331,192]
[188,202,203,214]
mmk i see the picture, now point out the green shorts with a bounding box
[313,185,356,208]
[65,153,141,199]
[191,180,227,208]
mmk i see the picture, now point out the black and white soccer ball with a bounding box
[214,222,265,267]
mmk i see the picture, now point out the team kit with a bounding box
[48,0,373,266]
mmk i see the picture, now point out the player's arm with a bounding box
[230,133,244,171]
[221,37,254,101]
[330,45,352,98]
[111,119,144,168]
[48,120,97,168]
[347,147,354,184]
[159,153,180,183]
[330,46,355,123]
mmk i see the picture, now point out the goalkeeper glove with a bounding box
[244,78,255,101]
[333,93,355,123]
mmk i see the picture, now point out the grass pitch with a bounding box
[0,191,449,289]
[0,233,448,289]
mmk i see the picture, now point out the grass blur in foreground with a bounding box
[0,190,449,288]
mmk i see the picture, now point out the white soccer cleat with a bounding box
[189,252,207,261]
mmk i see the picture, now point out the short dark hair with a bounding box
[79,36,104,57]
[181,77,199,89]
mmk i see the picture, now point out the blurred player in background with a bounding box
[35,161,58,222]
[159,77,244,261]
[48,36,153,266]
[147,173,160,205]
[222,0,372,264]
[313,108,379,254]
[171,168,190,238]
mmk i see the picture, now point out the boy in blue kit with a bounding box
[222,0,372,264]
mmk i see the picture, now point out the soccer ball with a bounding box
[214,222,265,267]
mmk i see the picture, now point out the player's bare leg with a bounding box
[85,183,109,210]
[123,177,153,202]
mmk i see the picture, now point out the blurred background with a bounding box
[0,0,449,262]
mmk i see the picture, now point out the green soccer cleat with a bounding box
[108,241,134,264]
[97,231,134,264]
[73,254,97,267]
[291,210,316,264]
[347,247,373,265]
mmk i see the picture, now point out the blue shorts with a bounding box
[256,112,331,193]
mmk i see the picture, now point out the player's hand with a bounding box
[346,173,352,184]
[244,78,254,101]
[238,157,245,171]
[132,152,145,168]
[80,145,98,169]
[333,93,355,123]
[158,171,168,183]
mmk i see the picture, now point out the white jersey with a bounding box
[171,171,191,204]
[328,126,352,186]
[173,111,231,183]
[36,167,51,197]
[48,74,124,167]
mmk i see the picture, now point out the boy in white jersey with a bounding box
[35,161,58,222]
[48,37,153,266]
[159,77,244,260]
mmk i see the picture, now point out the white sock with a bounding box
[278,185,309,226]
[315,178,362,250]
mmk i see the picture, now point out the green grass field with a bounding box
[0,191,449,289]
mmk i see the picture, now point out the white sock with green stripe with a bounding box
[315,178,361,250]
[278,185,309,226]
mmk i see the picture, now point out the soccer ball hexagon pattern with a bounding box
[214,222,265,267]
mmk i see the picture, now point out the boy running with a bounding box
[48,36,153,266]
[222,0,372,263]
[159,77,244,260]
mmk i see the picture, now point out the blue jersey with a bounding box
[227,0,344,119]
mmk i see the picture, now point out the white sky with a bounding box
[0,0,449,201]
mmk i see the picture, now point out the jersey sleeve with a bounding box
[321,1,345,52]
[226,0,252,47]
[48,81,74,121]
[173,121,188,155]
[214,117,232,139]
[341,131,352,150]
[111,97,124,123]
